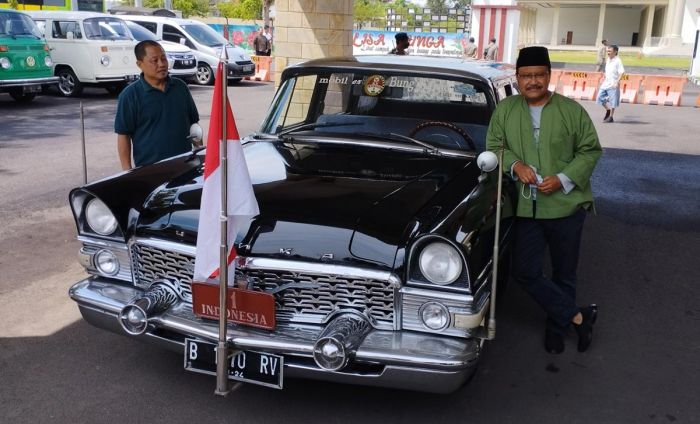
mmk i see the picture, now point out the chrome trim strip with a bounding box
[129,237,196,257]
[239,257,400,285]
[78,236,129,251]
[286,137,476,159]
[0,76,59,86]
[400,286,474,304]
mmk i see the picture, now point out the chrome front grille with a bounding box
[130,243,194,302]
[243,269,395,327]
[129,241,396,328]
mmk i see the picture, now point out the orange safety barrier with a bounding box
[696,92,700,108]
[548,69,563,93]
[618,73,645,104]
[558,71,603,101]
[245,55,272,82]
[642,75,686,106]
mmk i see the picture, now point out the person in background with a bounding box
[115,40,199,171]
[263,24,272,56]
[253,27,270,57]
[486,46,602,355]
[389,32,410,55]
[484,38,498,60]
[596,44,625,123]
[463,37,478,59]
[595,39,608,72]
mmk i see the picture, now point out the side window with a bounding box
[134,21,157,34]
[163,24,187,45]
[33,20,46,35]
[52,20,82,39]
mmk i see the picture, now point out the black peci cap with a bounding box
[516,46,551,70]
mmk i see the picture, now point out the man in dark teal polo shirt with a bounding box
[116,40,199,170]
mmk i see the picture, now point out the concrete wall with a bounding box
[681,0,700,43]
[535,5,642,46]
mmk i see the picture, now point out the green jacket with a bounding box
[486,93,602,219]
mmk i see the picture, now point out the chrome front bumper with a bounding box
[0,76,59,87]
[70,277,482,393]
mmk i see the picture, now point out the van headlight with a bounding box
[100,55,110,66]
[45,56,52,67]
[418,242,463,285]
[0,57,10,69]
[85,198,118,236]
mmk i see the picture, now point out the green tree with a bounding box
[426,0,448,15]
[8,0,19,9]
[217,0,262,21]
[354,0,384,29]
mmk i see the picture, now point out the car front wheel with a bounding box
[56,68,83,97]
[195,63,214,86]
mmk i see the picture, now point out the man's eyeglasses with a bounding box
[517,72,549,81]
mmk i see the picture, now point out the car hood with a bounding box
[133,141,474,268]
[159,40,193,53]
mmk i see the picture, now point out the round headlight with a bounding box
[418,242,463,285]
[85,198,118,236]
[420,302,450,331]
[95,249,119,275]
[100,55,110,66]
[0,57,11,69]
[44,56,52,67]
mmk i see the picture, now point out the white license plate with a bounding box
[243,65,253,72]
[184,338,283,389]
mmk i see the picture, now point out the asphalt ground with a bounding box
[0,81,698,423]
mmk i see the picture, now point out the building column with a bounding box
[663,0,676,36]
[550,4,560,46]
[273,0,353,86]
[644,5,655,45]
[669,0,685,37]
[596,4,606,45]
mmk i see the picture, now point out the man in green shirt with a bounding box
[486,46,603,354]
[115,40,199,170]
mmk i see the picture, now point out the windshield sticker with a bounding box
[364,75,386,96]
[454,84,477,96]
[386,76,415,93]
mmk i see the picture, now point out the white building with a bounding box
[471,0,700,63]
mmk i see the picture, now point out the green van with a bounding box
[0,9,58,103]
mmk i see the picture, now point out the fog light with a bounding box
[95,249,119,276]
[119,305,148,335]
[420,302,450,331]
[313,337,346,371]
[0,57,10,69]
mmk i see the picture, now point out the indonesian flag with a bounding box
[193,63,259,284]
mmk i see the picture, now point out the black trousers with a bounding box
[513,208,587,334]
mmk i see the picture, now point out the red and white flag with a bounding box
[194,63,259,284]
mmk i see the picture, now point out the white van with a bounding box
[118,15,254,85]
[123,20,196,80]
[27,11,139,97]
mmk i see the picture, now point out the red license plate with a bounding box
[191,283,276,330]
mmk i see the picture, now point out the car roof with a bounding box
[115,15,207,26]
[284,55,515,84]
[24,10,121,20]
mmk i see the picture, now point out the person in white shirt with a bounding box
[596,44,625,123]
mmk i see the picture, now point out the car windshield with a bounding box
[181,23,225,47]
[259,70,494,152]
[0,13,42,38]
[84,17,131,40]
[124,21,158,41]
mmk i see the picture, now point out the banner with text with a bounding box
[353,30,470,57]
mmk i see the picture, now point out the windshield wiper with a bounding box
[276,121,363,137]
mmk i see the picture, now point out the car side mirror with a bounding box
[179,37,186,45]
[188,123,203,149]
[476,151,498,172]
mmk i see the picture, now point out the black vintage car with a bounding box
[69,55,519,393]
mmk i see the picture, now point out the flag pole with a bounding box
[215,48,231,396]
